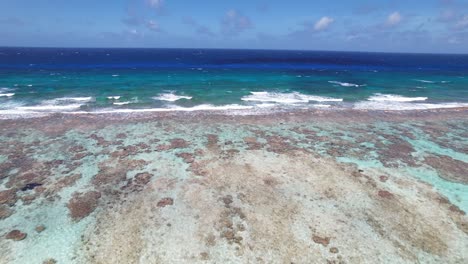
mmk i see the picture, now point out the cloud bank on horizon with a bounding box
[0,0,467,53]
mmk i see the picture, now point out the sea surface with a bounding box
[1,47,468,115]
[0,48,467,263]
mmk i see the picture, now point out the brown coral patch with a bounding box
[67,191,101,221]
[206,134,219,150]
[265,135,298,154]
[378,190,394,199]
[378,140,417,168]
[0,205,13,219]
[134,172,153,185]
[243,137,263,150]
[157,197,174,207]
[69,145,86,153]
[0,189,17,206]
[90,134,111,147]
[424,155,468,184]
[189,161,209,176]
[157,138,190,151]
[177,152,195,164]
[312,235,330,247]
[6,230,27,241]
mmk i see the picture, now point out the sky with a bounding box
[0,0,468,53]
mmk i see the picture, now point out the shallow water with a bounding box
[0,109,467,263]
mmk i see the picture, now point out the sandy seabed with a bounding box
[0,108,467,264]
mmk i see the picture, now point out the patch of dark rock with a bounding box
[6,230,27,241]
[329,247,339,254]
[157,197,174,207]
[67,191,101,221]
[21,183,43,192]
[312,235,331,247]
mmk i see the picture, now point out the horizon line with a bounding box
[1,46,467,56]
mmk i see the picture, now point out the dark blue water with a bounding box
[1,47,467,113]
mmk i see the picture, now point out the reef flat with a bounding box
[0,108,467,263]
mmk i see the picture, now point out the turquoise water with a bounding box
[1,48,468,114]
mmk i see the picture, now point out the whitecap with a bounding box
[241,91,343,104]
[113,102,130,105]
[368,94,428,102]
[107,96,121,100]
[153,93,193,102]
[415,79,435,84]
[17,104,83,111]
[0,93,14,97]
[328,81,363,87]
[87,104,253,114]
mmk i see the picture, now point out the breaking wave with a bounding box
[241,91,343,104]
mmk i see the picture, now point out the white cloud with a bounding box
[147,0,164,10]
[221,9,253,35]
[314,16,334,31]
[386,12,402,26]
[147,20,160,31]
[456,15,468,29]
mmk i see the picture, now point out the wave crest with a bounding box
[153,93,192,102]
[241,91,343,104]
[368,94,427,102]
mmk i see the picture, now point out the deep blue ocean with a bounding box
[1,47,467,114]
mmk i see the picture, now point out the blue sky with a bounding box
[0,0,467,53]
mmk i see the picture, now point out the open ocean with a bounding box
[1,47,468,115]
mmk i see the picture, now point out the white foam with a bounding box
[0,93,14,97]
[328,81,363,87]
[17,104,83,111]
[368,94,428,102]
[83,104,253,114]
[112,74,119,77]
[241,91,343,104]
[0,87,14,92]
[153,93,193,102]
[314,104,332,108]
[48,97,93,103]
[107,96,121,100]
[415,79,435,84]
[113,102,130,105]
[354,101,468,111]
